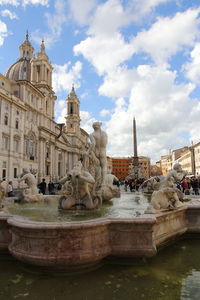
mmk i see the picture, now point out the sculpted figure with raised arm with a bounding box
[89,122,108,185]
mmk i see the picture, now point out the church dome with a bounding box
[5,32,34,82]
[5,58,31,81]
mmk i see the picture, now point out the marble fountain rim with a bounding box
[1,204,193,229]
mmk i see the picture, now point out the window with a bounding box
[13,139,19,153]
[2,135,9,150]
[15,119,19,129]
[4,114,8,125]
[2,169,6,181]
[46,164,49,176]
[14,168,17,178]
[46,147,50,158]
[36,65,40,81]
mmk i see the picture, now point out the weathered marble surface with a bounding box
[0,203,199,270]
[0,214,11,253]
[18,168,43,203]
[59,122,120,210]
[146,163,186,213]
[0,180,6,209]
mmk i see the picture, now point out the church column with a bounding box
[55,146,59,180]
[68,152,73,171]
[38,137,46,181]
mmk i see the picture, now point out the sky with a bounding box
[0,0,200,163]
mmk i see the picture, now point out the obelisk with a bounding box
[133,117,139,167]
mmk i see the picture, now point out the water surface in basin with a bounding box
[0,239,200,300]
[6,192,150,222]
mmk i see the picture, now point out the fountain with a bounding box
[1,123,200,272]
[58,121,119,210]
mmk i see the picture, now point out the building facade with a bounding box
[0,34,88,187]
[109,156,150,180]
[160,155,172,176]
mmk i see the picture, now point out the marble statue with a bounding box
[59,161,99,210]
[146,163,186,213]
[0,180,6,209]
[89,122,108,185]
[59,122,120,210]
[105,173,120,199]
[146,187,183,213]
[18,168,43,203]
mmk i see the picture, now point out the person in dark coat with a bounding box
[39,178,46,195]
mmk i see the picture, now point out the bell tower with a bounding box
[65,85,80,134]
[19,31,34,60]
[31,40,53,90]
[31,40,56,119]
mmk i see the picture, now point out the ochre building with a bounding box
[109,156,150,180]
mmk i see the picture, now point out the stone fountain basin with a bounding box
[1,201,200,271]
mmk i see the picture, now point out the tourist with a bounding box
[181,178,190,195]
[48,181,55,195]
[124,180,128,192]
[7,181,14,197]
[191,177,199,195]
[39,178,46,195]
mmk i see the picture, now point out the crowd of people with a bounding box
[124,178,145,192]
[122,176,200,195]
[3,174,200,198]
[179,177,200,195]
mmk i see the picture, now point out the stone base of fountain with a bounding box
[1,203,200,271]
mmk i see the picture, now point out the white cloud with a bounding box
[55,99,66,123]
[1,9,18,19]
[68,0,97,26]
[0,0,49,5]
[32,0,67,47]
[88,0,131,36]
[183,43,200,84]
[0,0,19,5]
[133,8,200,64]
[74,33,134,75]
[99,66,137,98]
[105,65,198,162]
[100,109,110,117]
[126,0,173,22]
[0,19,9,46]
[80,110,97,134]
[52,61,82,93]
[22,0,48,5]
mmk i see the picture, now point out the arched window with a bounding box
[4,114,8,125]
[15,119,19,129]
[70,103,73,114]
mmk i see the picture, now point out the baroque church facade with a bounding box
[0,33,88,187]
